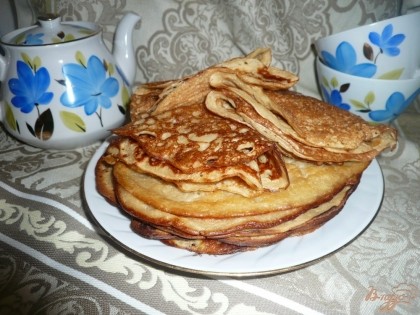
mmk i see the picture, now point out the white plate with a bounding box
[84,138,384,277]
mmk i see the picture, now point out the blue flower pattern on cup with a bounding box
[369,89,420,122]
[369,24,405,58]
[321,75,419,123]
[320,76,351,111]
[60,55,119,126]
[321,42,377,78]
[321,23,405,79]
[321,86,350,111]
[8,60,53,113]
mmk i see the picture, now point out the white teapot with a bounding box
[0,13,140,149]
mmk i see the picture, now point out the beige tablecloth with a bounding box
[1,1,419,314]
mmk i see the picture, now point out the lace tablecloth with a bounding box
[1,1,419,314]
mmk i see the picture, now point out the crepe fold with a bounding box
[94,48,396,255]
[205,72,396,163]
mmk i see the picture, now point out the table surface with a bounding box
[1,99,419,314]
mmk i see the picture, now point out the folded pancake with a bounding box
[109,137,288,196]
[265,90,395,150]
[129,48,298,120]
[218,48,299,90]
[114,104,275,170]
[129,80,179,119]
[205,75,397,162]
[113,104,289,192]
[135,68,228,117]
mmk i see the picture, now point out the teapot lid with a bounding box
[6,14,100,46]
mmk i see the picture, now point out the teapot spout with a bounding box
[112,12,141,87]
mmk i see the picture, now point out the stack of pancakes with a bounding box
[95,48,397,255]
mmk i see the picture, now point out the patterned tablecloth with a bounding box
[1,1,419,314]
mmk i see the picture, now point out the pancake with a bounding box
[95,156,116,205]
[112,158,368,218]
[218,184,353,238]
[142,68,230,115]
[116,182,354,238]
[219,200,345,247]
[173,178,265,197]
[265,90,395,150]
[95,139,120,205]
[115,183,310,237]
[218,47,299,90]
[129,81,172,120]
[109,135,288,194]
[161,239,253,255]
[130,220,178,240]
[129,220,255,255]
[128,185,354,254]
[130,48,298,120]
[205,84,396,162]
[114,104,276,172]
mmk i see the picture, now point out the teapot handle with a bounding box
[0,54,6,82]
[112,13,141,87]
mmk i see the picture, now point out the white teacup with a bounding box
[316,57,420,124]
[314,11,420,80]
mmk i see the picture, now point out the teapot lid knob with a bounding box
[38,14,62,32]
[38,13,61,21]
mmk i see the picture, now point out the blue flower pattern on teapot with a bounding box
[6,52,123,140]
[60,54,120,127]
[22,33,44,45]
[8,59,53,114]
